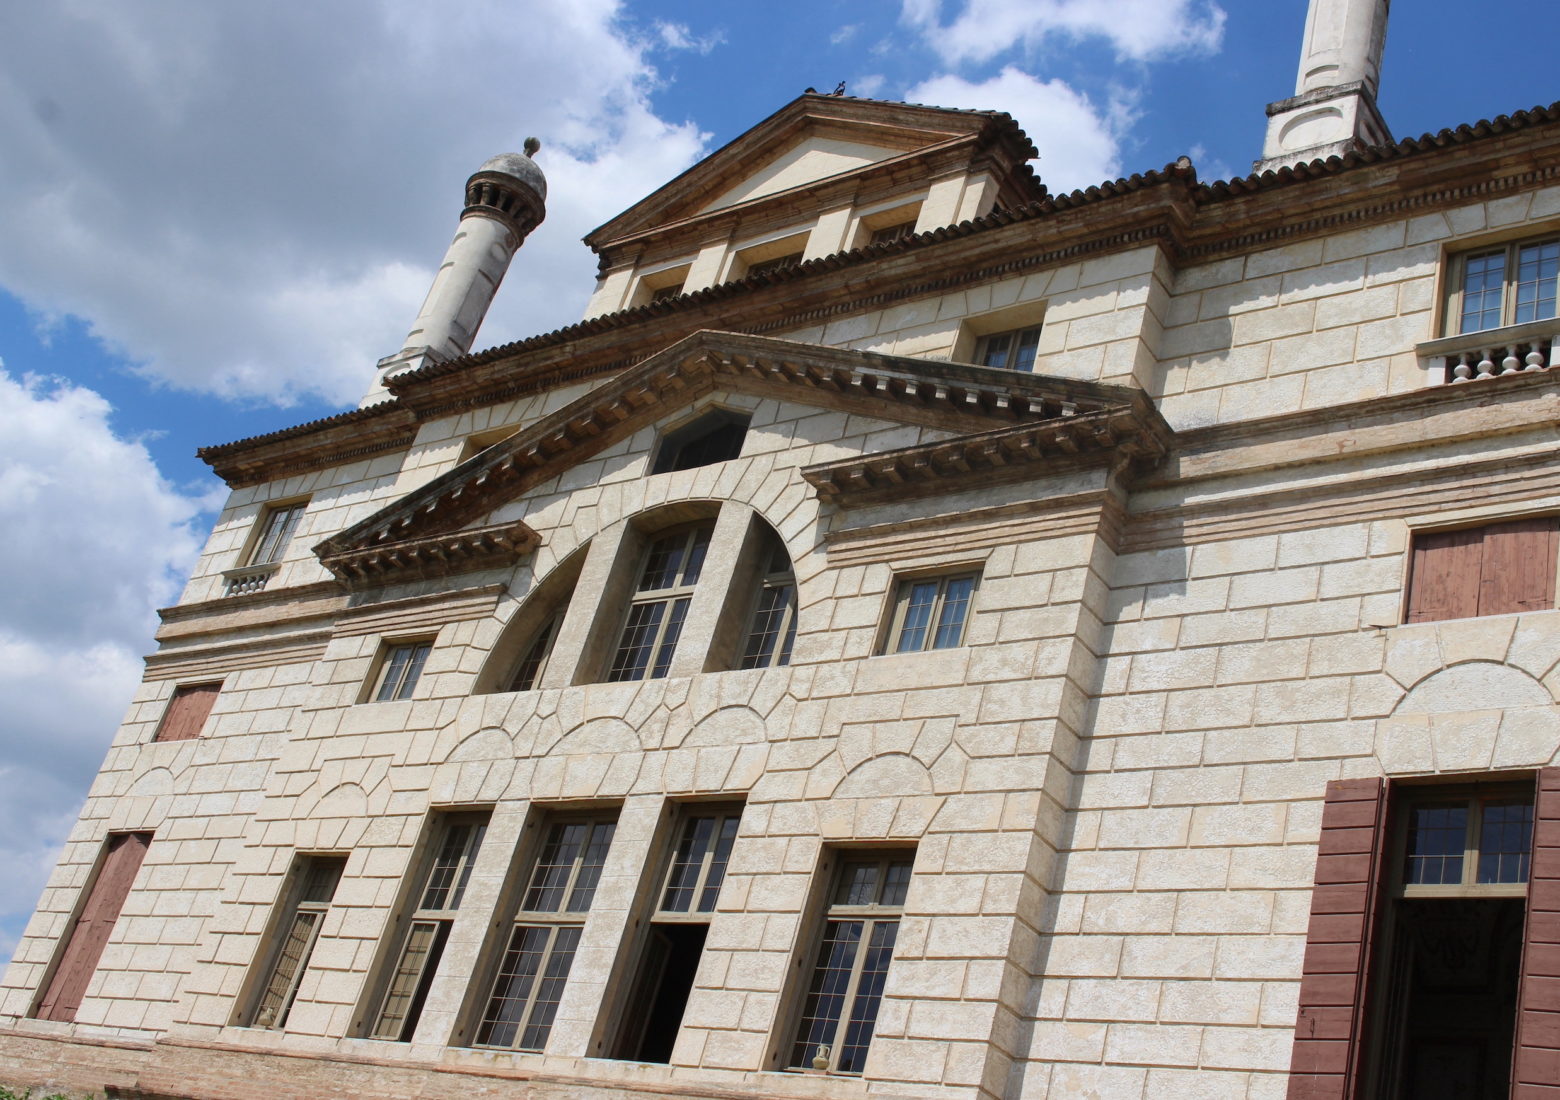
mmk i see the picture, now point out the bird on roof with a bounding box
[831,81,846,96]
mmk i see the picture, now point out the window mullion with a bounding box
[829,916,877,1071]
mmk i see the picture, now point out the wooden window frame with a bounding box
[152,681,223,743]
[882,570,980,654]
[739,535,797,670]
[507,612,562,692]
[785,850,915,1076]
[973,325,1043,372]
[247,854,347,1031]
[656,804,744,919]
[605,525,712,682]
[471,813,618,1053]
[245,500,308,567]
[368,638,435,702]
[1446,232,1560,336]
[367,812,489,1042]
[1403,516,1559,624]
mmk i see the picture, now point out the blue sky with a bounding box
[1,0,1557,959]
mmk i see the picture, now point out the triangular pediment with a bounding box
[584,94,1033,249]
[315,331,1167,588]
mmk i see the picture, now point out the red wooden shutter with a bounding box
[1287,778,1390,1100]
[154,682,220,743]
[1405,528,1483,623]
[1513,767,1560,1096]
[34,832,151,1022]
[1479,517,1559,617]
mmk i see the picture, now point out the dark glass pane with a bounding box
[836,921,898,1073]
[509,614,560,692]
[789,921,862,1068]
[299,856,345,904]
[1011,327,1041,372]
[566,822,616,912]
[1515,240,1560,324]
[476,924,549,1047]
[650,597,690,679]
[375,645,414,702]
[1405,804,1468,885]
[699,815,741,913]
[663,816,715,913]
[524,822,586,912]
[931,576,974,648]
[895,581,938,652]
[837,862,880,906]
[608,602,665,682]
[1478,799,1534,884]
[519,926,580,1050]
[977,332,1011,369]
[879,860,913,907]
[740,584,795,669]
[1460,250,1507,332]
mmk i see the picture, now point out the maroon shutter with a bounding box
[35,832,151,1022]
[154,683,220,743]
[1479,517,1559,616]
[1288,778,1390,1100]
[1405,528,1483,623]
[1513,767,1560,1095]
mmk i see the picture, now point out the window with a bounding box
[607,526,712,682]
[867,222,915,246]
[1365,784,1535,1095]
[885,572,978,653]
[746,253,803,279]
[367,813,488,1041]
[472,814,617,1052]
[153,682,221,743]
[1404,517,1558,623]
[740,533,797,669]
[248,854,346,1030]
[648,283,684,303]
[370,640,433,701]
[247,501,307,567]
[651,408,749,474]
[33,832,152,1023]
[508,612,562,692]
[1451,234,1560,334]
[614,804,743,1062]
[973,326,1042,372]
[788,852,914,1075]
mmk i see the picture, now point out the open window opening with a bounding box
[613,803,742,1063]
[1365,784,1535,1098]
[652,408,751,474]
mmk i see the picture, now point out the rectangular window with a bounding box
[607,526,711,682]
[473,814,617,1052]
[249,854,346,1030]
[248,501,308,566]
[1405,517,1558,623]
[885,571,978,653]
[33,832,152,1023]
[153,681,222,743]
[368,813,488,1041]
[746,253,803,279]
[1451,234,1560,334]
[614,804,743,1062]
[788,852,914,1075]
[371,640,434,701]
[740,535,797,670]
[648,283,684,302]
[973,326,1042,372]
[868,222,915,246]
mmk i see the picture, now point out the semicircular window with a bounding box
[651,408,750,474]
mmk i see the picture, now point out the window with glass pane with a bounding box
[660,807,742,914]
[740,535,797,670]
[372,640,433,702]
[887,572,977,654]
[1401,791,1534,895]
[369,813,488,1041]
[868,222,915,246]
[249,855,346,1030]
[248,501,307,566]
[789,853,914,1075]
[508,612,562,693]
[607,526,712,682]
[474,816,617,1052]
[1453,235,1560,334]
[973,325,1042,372]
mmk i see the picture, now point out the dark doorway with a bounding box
[1370,897,1525,1099]
[616,923,708,1063]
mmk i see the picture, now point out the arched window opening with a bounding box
[739,530,796,669]
[476,545,587,695]
[606,524,713,681]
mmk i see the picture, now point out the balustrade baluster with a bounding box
[1477,349,1497,378]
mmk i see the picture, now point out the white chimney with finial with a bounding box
[1255,0,1392,174]
[362,139,547,405]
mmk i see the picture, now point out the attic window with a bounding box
[747,253,802,279]
[652,409,750,474]
[869,222,915,246]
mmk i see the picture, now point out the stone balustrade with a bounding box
[221,563,278,597]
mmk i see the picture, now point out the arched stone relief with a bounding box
[110,767,177,831]
[1374,660,1560,776]
[675,704,766,749]
[429,726,521,805]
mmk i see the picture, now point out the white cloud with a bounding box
[0,0,710,407]
[906,68,1127,193]
[904,0,1225,65]
[0,366,208,951]
[656,20,725,54]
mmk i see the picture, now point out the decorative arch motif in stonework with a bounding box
[677,705,767,748]
[1374,659,1560,775]
[111,767,177,831]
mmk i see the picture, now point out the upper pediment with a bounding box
[315,331,1169,589]
[583,94,1038,250]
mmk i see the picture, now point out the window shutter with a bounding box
[1477,517,1558,616]
[1405,528,1483,623]
[1287,778,1389,1100]
[1513,766,1560,1092]
[155,683,220,743]
[35,832,151,1022]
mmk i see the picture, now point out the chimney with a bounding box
[1255,0,1392,174]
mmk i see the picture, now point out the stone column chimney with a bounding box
[1255,0,1392,174]
[363,141,547,406]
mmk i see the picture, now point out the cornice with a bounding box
[318,519,539,589]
